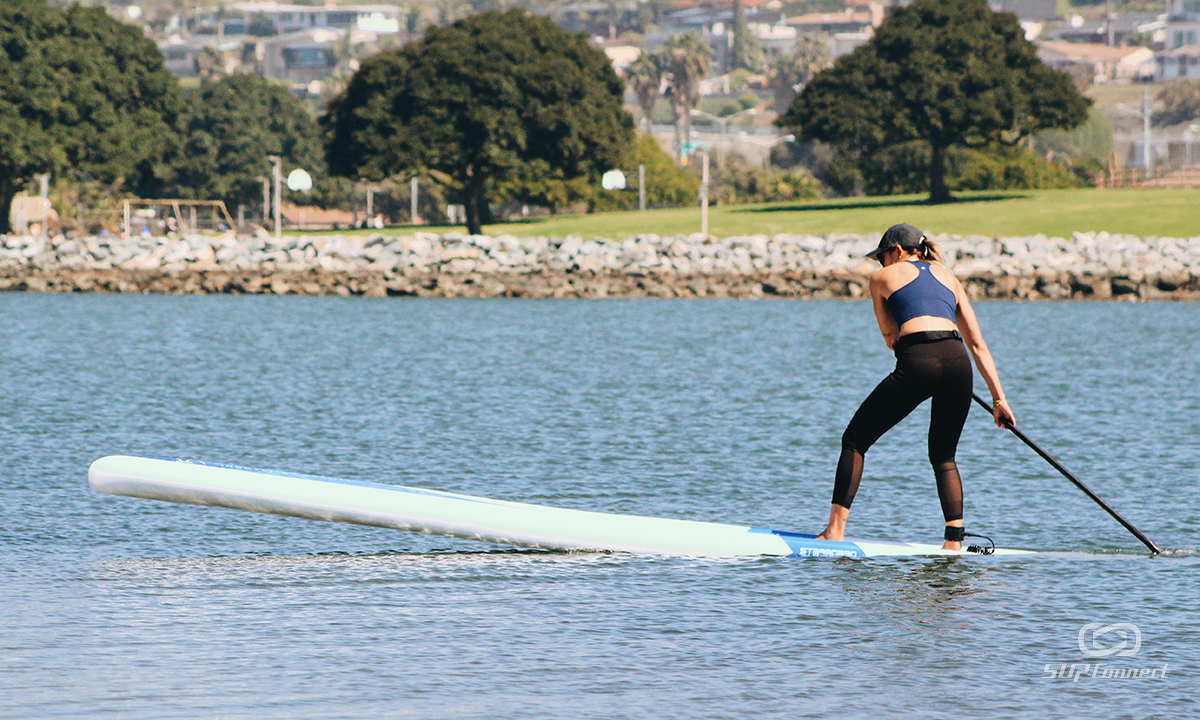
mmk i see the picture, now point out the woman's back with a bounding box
[884,261,956,326]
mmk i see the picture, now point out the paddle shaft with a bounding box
[972,393,1161,554]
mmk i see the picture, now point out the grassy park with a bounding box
[351,187,1198,240]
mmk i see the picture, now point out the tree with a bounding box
[588,133,700,211]
[1154,79,1200,127]
[777,0,1089,202]
[0,0,183,233]
[322,10,634,235]
[170,74,328,213]
[766,35,829,115]
[247,12,276,37]
[195,46,228,84]
[729,0,762,73]
[627,52,664,132]
[1034,108,1113,163]
[662,33,713,163]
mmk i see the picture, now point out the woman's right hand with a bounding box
[993,398,1016,428]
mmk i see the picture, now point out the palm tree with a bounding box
[663,33,713,163]
[767,35,830,115]
[627,52,664,132]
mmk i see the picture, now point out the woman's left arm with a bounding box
[954,281,1016,428]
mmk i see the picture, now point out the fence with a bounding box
[1100,164,1200,189]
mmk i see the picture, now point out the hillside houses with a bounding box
[148,2,406,85]
[105,0,1200,94]
[1037,41,1156,84]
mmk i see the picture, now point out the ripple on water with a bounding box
[1,295,1196,719]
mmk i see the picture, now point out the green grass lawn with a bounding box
[333,187,1199,240]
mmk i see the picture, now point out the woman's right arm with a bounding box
[953,282,1016,428]
[870,272,899,350]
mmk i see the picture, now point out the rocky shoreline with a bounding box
[2,230,1198,299]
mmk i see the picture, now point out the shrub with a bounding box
[712,164,822,205]
[952,144,1084,191]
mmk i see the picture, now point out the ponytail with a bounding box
[918,237,943,264]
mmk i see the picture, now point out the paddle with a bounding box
[972,393,1162,554]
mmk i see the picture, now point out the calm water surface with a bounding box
[1,295,1197,719]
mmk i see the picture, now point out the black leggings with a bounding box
[832,331,973,522]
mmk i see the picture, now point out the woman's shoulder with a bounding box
[927,261,961,287]
[871,261,915,289]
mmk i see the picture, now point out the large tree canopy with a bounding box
[171,74,327,214]
[1154,78,1200,127]
[322,9,634,234]
[0,0,183,233]
[778,0,1089,202]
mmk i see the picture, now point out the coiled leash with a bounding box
[945,525,995,555]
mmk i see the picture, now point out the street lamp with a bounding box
[690,107,756,170]
[1114,87,1153,172]
[738,132,796,169]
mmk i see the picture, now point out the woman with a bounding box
[815,223,1016,550]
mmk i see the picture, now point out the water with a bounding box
[2,295,1197,719]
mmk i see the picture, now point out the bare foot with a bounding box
[941,541,962,551]
[816,504,849,542]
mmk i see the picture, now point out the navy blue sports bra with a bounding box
[885,261,957,325]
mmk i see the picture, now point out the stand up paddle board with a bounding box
[88,455,1032,558]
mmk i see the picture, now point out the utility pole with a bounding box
[700,152,709,237]
[638,164,646,212]
[267,156,282,241]
[1106,0,1115,47]
[39,173,50,244]
[1143,87,1151,171]
[410,176,419,225]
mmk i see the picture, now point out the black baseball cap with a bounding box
[866,223,926,261]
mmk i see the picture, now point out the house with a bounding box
[1050,13,1166,47]
[227,2,401,35]
[987,0,1057,22]
[1156,44,1200,79]
[1036,41,1156,83]
[665,0,782,12]
[259,28,344,86]
[779,1,882,58]
[652,0,789,71]
[1165,0,1200,49]
[785,1,882,36]
[159,36,246,78]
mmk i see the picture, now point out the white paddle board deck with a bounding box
[88,456,1033,558]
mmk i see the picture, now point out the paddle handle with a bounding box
[972,393,1161,554]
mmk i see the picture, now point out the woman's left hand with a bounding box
[993,398,1016,428]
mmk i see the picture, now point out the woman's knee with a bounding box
[842,426,867,454]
